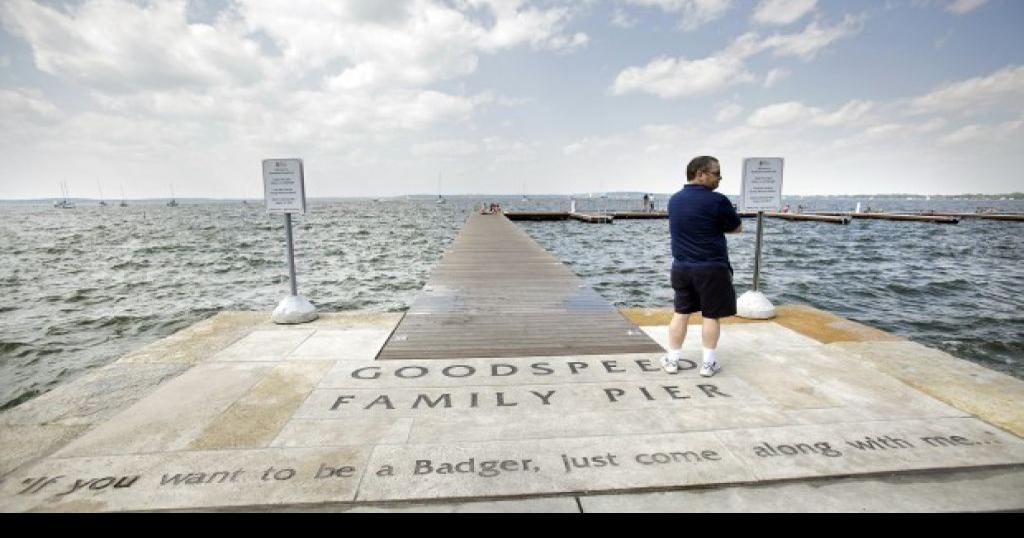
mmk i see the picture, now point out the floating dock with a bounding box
[813,212,960,224]
[2,213,1023,512]
[506,210,959,225]
[569,212,614,223]
[908,212,1024,222]
[739,212,851,224]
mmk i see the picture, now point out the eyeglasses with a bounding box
[704,169,722,178]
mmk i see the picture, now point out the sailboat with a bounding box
[521,179,528,202]
[54,181,75,209]
[436,172,446,204]
[119,185,128,207]
[97,180,107,206]
[167,184,178,207]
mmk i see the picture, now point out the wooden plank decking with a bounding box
[376,213,664,360]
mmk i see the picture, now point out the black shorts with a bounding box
[671,265,737,319]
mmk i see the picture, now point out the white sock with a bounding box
[702,347,717,365]
[668,348,683,362]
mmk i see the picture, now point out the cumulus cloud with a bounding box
[946,0,988,15]
[763,14,865,60]
[611,8,638,28]
[611,14,862,99]
[910,65,1024,115]
[939,119,1023,145]
[715,102,744,122]
[482,136,539,163]
[563,135,629,156]
[0,87,61,123]
[412,139,480,158]
[0,0,266,92]
[747,99,873,128]
[763,68,790,87]
[0,0,592,160]
[622,0,733,31]
[611,54,754,98]
[752,0,817,26]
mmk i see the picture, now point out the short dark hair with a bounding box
[686,156,719,182]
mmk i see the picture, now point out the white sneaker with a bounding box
[660,355,679,374]
[699,361,721,377]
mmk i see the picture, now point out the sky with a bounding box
[0,0,1022,199]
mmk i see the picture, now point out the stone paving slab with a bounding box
[1,446,371,513]
[580,466,1024,512]
[782,405,970,427]
[733,348,969,418]
[640,323,825,355]
[287,329,393,361]
[401,406,793,444]
[0,424,92,478]
[114,312,265,365]
[833,341,1024,437]
[353,416,1024,502]
[332,497,581,513]
[0,363,190,428]
[188,362,334,451]
[295,377,770,419]
[52,362,274,458]
[713,417,1024,482]
[211,330,316,362]
[319,354,704,389]
[355,432,751,502]
[270,418,413,448]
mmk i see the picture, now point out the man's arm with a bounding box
[719,197,743,234]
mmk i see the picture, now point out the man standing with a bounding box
[662,156,742,377]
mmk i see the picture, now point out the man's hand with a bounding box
[726,223,743,234]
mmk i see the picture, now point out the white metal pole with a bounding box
[284,213,297,296]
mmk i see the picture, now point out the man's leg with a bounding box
[661,312,689,373]
[701,317,720,349]
[665,268,697,373]
[669,312,690,350]
[700,317,722,377]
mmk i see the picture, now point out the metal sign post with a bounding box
[284,213,298,297]
[263,158,317,324]
[739,157,784,319]
[753,210,765,292]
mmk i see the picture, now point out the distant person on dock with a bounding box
[662,155,742,378]
[642,193,650,211]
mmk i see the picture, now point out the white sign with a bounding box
[263,159,306,214]
[741,157,784,212]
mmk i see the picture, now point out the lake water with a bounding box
[1,195,1021,411]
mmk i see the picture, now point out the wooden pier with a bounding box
[909,212,1024,222]
[505,209,1024,225]
[569,212,613,223]
[738,212,851,224]
[376,213,663,360]
[508,211,849,224]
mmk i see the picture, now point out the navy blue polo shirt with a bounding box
[668,184,741,272]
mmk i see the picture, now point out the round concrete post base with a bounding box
[737,290,776,320]
[272,295,318,324]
